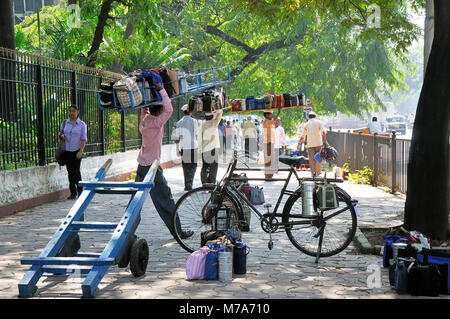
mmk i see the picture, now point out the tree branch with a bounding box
[230,38,287,78]
[204,23,306,78]
[86,0,116,67]
[204,25,255,54]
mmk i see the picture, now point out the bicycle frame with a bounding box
[183,151,357,262]
[216,152,348,230]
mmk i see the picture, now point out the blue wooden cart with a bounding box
[18,159,158,298]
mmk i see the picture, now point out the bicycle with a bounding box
[172,151,358,263]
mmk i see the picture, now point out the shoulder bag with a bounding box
[56,120,67,166]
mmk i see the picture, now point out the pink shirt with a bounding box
[137,89,173,166]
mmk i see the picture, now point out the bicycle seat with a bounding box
[279,155,309,166]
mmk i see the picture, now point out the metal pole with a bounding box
[391,132,397,193]
[121,111,126,152]
[98,76,105,156]
[71,70,77,107]
[35,65,46,166]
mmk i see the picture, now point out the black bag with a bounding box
[389,257,415,286]
[99,81,115,108]
[398,243,419,259]
[230,173,248,189]
[56,120,67,166]
[202,95,213,113]
[188,97,197,113]
[137,76,159,104]
[394,260,410,294]
[418,248,450,294]
[201,230,225,247]
[159,68,175,97]
[320,144,339,161]
[408,263,441,296]
[283,93,291,107]
[434,263,449,294]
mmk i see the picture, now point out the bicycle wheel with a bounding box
[282,186,357,257]
[173,185,243,253]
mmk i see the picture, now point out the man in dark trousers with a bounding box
[175,104,198,191]
[135,73,192,239]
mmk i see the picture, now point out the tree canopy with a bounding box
[159,0,422,133]
[14,0,422,134]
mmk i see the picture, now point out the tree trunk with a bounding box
[0,0,15,50]
[0,0,17,122]
[86,0,115,68]
[404,0,450,240]
[424,0,434,73]
[111,11,135,74]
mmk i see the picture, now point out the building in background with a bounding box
[13,0,60,24]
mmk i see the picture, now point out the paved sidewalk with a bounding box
[0,157,448,299]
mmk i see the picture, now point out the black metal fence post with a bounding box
[98,76,105,156]
[120,111,126,152]
[71,70,77,107]
[391,132,397,193]
[35,64,45,166]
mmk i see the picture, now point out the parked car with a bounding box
[385,115,407,135]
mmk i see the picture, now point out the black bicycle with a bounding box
[172,151,358,263]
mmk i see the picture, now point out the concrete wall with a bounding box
[0,144,181,217]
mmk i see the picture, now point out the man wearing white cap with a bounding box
[296,111,327,177]
[175,104,198,190]
[198,110,223,184]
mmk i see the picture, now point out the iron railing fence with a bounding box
[327,129,411,194]
[0,47,187,170]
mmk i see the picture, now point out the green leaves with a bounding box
[14,0,421,139]
[15,0,188,71]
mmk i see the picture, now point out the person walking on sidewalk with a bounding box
[225,121,233,152]
[59,105,87,200]
[275,117,287,155]
[218,119,226,154]
[135,73,192,239]
[296,111,327,177]
[368,116,382,134]
[243,116,257,157]
[198,110,222,184]
[262,108,281,179]
[175,104,198,191]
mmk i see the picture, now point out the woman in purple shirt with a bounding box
[59,105,87,199]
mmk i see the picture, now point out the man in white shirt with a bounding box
[175,104,198,190]
[243,116,257,157]
[368,116,382,134]
[296,112,327,177]
[275,117,287,155]
[198,110,222,184]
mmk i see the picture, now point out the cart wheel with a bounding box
[118,235,137,268]
[129,238,149,277]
